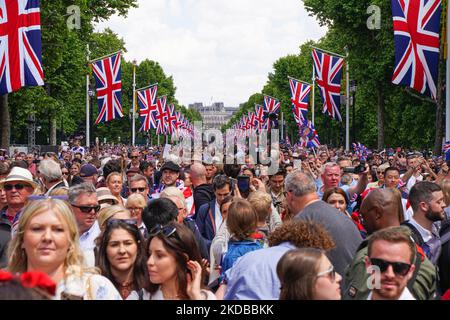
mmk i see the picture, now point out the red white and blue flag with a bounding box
[299,119,320,149]
[444,141,450,161]
[154,95,168,135]
[92,52,123,124]
[254,104,266,132]
[289,78,311,124]
[312,48,344,121]
[166,103,178,135]
[0,0,44,95]
[137,84,158,132]
[391,0,441,100]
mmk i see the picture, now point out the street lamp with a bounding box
[349,80,357,143]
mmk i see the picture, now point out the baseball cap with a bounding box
[160,161,180,172]
[80,164,98,177]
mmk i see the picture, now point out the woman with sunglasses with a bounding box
[129,222,216,300]
[7,198,121,300]
[277,248,342,300]
[97,219,150,299]
[106,172,125,206]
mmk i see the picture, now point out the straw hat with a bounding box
[0,167,38,189]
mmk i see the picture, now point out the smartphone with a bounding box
[237,175,250,193]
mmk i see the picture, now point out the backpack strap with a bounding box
[406,243,423,294]
[440,231,450,246]
[208,206,216,233]
[401,221,425,247]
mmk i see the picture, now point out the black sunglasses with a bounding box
[131,187,146,193]
[149,224,177,238]
[106,218,138,228]
[130,156,139,159]
[71,203,101,214]
[370,258,411,276]
[4,184,27,191]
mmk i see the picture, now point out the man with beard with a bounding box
[403,181,446,265]
[365,226,417,300]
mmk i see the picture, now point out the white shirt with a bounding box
[407,217,433,243]
[214,200,223,233]
[367,287,416,300]
[79,221,101,251]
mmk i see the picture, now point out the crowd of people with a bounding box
[1,138,450,300]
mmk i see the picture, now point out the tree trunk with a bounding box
[377,86,385,149]
[0,94,10,150]
[50,116,57,145]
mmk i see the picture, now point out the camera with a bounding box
[343,160,366,174]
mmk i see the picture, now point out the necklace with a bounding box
[118,281,133,299]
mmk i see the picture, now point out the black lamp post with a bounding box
[349,80,357,143]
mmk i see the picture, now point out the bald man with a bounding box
[190,162,215,218]
[359,188,404,235]
[344,188,437,300]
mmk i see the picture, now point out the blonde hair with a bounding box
[106,172,122,185]
[440,179,450,206]
[8,199,85,275]
[126,193,147,209]
[247,191,272,223]
[97,205,131,230]
[49,187,69,197]
[160,186,186,209]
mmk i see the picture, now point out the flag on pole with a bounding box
[137,84,158,132]
[299,119,320,149]
[91,52,123,124]
[289,78,311,124]
[154,95,168,135]
[254,104,266,133]
[0,0,44,95]
[312,48,344,121]
[166,104,178,135]
[391,0,441,100]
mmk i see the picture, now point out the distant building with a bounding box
[189,102,238,130]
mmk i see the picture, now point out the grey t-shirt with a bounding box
[294,200,362,276]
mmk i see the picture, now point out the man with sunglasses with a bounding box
[128,174,150,201]
[365,227,417,300]
[68,183,101,252]
[127,150,141,171]
[343,189,436,300]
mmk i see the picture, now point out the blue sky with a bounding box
[96,0,327,108]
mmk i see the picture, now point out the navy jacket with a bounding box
[195,200,217,250]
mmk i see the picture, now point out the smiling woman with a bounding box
[96,219,150,299]
[7,199,122,300]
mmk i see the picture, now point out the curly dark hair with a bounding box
[268,220,335,251]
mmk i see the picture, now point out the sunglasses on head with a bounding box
[4,184,27,191]
[131,187,146,193]
[106,218,138,228]
[369,258,411,276]
[71,203,101,214]
[149,224,177,238]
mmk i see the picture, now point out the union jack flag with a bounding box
[391,0,441,100]
[312,48,344,121]
[444,141,450,161]
[166,103,178,135]
[154,95,168,135]
[137,84,158,132]
[289,78,311,124]
[254,104,266,132]
[0,0,44,95]
[263,95,281,129]
[92,52,123,124]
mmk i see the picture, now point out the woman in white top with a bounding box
[7,198,121,300]
[128,222,215,300]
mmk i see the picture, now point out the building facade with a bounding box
[189,102,237,130]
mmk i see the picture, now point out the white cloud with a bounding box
[95,0,326,107]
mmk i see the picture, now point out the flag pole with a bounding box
[86,44,90,148]
[89,50,123,63]
[136,83,159,92]
[132,60,137,146]
[446,0,450,141]
[312,63,315,126]
[345,46,350,151]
